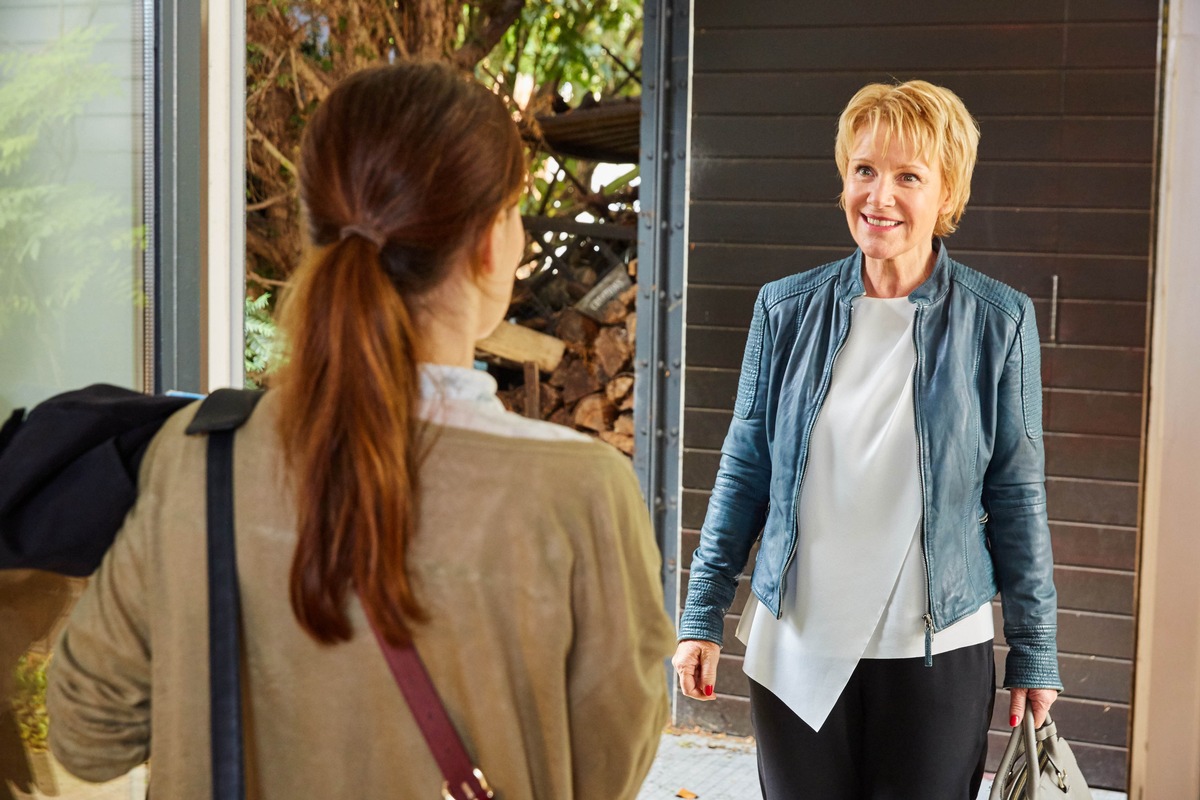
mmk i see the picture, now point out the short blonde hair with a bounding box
[835,80,980,237]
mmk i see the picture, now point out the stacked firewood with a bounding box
[480,260,638,456]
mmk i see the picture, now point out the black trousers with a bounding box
[750,640,995,800]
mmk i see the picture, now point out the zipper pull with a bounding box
[923,614,934,667]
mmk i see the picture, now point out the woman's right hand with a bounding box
[672,639,722,701]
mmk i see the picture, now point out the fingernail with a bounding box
[704,685,714,697]
[1010,715,1019,728]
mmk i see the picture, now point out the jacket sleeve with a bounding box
[678,286,774,645]
[46,432,165,780]
[983,295,1063,691]
[567,450,674,799]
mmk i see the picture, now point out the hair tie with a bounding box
[339,224,387,250]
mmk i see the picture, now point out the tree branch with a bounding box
[291,52,332,102]
[452,0,526,69]
[248,270,290,289]
[246,119,297,175]
[377,0,409,58]
[246,192,291,213]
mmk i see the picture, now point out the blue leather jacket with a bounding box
[680,245,1063,690]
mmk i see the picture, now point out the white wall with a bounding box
[1130,0,1200,796]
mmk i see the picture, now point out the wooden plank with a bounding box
[1066,22,1160,67]
[693,114,1154,163]
[696,0,1073,28]
[685,337,1145,395]
[683,448,722,490]
[689,203,1152,257]
[1045,433,1141,481]
[1044,389,1142,437]
[1054,566,1135,615]
[695,25,1062,73]
[685,367,740,411]
[688,245,1150,302]
[692,159,1154,211]
[684,409,734,449]
[1041,346,1146,393]
[1067,0,1162,22]
[1047,477,1139,528]
[686,285,759,328]
[521,362,540,419]
[1050,523,1136,571]
[687,326,748,370]
[694,71,1066,116]
[1065,70,1158,115]
[682,489,711,530]
[475,321,565,373]
[687,291,1145,348]
[1054,301,1148,348]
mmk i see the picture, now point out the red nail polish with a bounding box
[1010,715,1019,728]
[704,685,714,697]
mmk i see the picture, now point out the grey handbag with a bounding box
[989,709,1092,799]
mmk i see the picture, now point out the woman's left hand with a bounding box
[1009,687,1059,728]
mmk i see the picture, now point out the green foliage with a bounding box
[245,291,278,387]
[471,1,642,222]
[471,0,641,103]
[10,652,51,752]
[0,26,141,349]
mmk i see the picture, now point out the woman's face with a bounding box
[842,128,951,267]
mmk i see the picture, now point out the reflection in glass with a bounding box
[1,4,149,798]
[0,6,147,419]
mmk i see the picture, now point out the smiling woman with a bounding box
[835,80,979,298]
[674,79,1063,798]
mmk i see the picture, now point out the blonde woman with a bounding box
[673,81,1061,797]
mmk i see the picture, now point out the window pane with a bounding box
[0,4,150,796]
[0,2,148,419]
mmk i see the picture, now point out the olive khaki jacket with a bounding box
[48,393,674,799]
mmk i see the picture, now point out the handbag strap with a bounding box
[189,389,264,800]
[367,621,494,800]
[191,389,488,799]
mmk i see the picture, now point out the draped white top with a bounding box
[737,295,993,731]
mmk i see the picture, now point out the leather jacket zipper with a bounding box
[780,295,859,615]
[912,303,935,666]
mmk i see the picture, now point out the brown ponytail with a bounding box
[274,63,525,646]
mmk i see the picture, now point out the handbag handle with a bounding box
[989,707,1048,800]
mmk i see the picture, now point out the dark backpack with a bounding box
[0,384,261,575]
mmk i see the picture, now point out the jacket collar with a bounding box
[836,239,952,306]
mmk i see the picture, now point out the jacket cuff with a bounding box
[677,575,729,645]
[1002,624,1064,691]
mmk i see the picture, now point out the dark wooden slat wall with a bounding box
[678,1,1159,790]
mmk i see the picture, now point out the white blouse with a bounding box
[737,295,993,731]
[417,363,590,443]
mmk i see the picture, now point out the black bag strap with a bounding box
[187,389,263,800]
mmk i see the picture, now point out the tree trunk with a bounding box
[398,0,457,61]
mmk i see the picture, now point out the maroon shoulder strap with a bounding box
[367,621,494,800]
